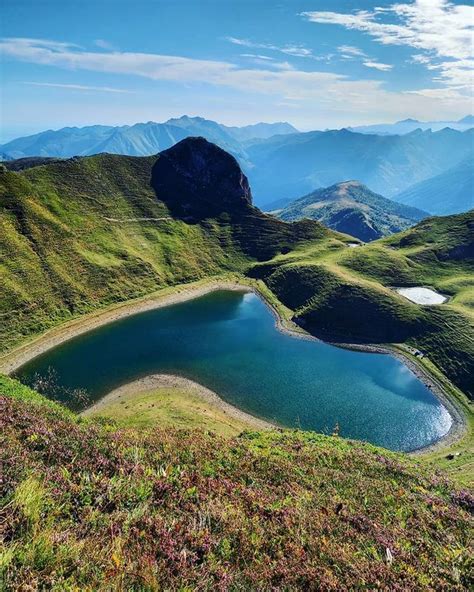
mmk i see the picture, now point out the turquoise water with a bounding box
[17,290,452,451]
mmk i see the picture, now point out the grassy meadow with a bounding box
[1,375,472,590]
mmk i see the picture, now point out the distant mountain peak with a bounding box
[334,180,364,188]
[166,115,206,123]
[0,116,298,162]
[275,180,428,241]
[350,117,473,136]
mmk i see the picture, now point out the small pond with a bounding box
[396,287,447,305]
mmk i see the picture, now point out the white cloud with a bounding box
[226,36,252,47]
[239,53,294,70]
[280,45,313,58]
[23,81,135,93]
[94,39,116,51]
[411,54,431,65]
[405,87,467,100]
[1,37,471,125]
[240,54,274,61]
[338,45,392,71]
[301,1,474,91]
[363,61,393,71]
[338,45,367,58]
[0,37,343,95]
[225,36,317,59]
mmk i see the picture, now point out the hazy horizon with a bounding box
[2,112,474,146]
[2,0,473,143]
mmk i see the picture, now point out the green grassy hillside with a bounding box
[250,212,474,399]
[0,151,329,353]
[1,375,472,591]
[1,143,473,399]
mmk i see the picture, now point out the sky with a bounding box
[1,0,473,142]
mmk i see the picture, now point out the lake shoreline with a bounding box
[251,286,467,456]
[82,373,275,431]
[1,277,467,455]
[0,279,249,375]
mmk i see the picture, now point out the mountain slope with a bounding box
[0,116,297,162]
[1,375,472,590]
[394,159,474,215]
[1,140,473,398]
[250,211,474,398]
[0,138,330,353]
[274,181,428,241]
[222,121,298,142]
[3,122,472,209]
[90,121,191,157]
[0,125,116,159]
[246,128,474,205]
[0,117,246,161]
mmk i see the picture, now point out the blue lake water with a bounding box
[17,290,452,451]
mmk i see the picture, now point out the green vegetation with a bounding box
[1,145,473,483]
[250,212,474,400]
[246,211,474,483]
[0,154,328,353]
[422,429,474,489]
[275,180,427,241]
[83,385,259,437]
[1,375,472,590]
[0,155,240,352]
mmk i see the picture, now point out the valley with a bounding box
[2,116,472,212]
[2,1,473,587]
[1,138,472,459]
[14,288,454,452]
[1,135,473,590]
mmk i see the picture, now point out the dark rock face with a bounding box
[151,137,252,220]
[150,136,327,261]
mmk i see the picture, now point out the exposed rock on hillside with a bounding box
[151,137,252,219]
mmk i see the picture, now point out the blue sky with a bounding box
[1,0,473,141]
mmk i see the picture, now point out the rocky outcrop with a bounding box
[151,137,252,220]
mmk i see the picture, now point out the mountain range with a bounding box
[0,116,297,163]
[349,115,474,135]
[394,158,473,215]
[1,116,472,212]
[273,181,428,242]
[245,127,473,205]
